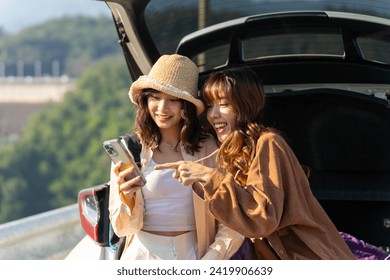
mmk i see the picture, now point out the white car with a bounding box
[67,0,390,260]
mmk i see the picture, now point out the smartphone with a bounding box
[103,138,146,185]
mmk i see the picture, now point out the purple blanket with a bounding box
[230,233,390,260]
[340,232,390,260]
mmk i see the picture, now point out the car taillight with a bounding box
[77,184,111,246]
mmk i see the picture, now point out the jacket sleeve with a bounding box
[192,137,245,260]
[108,162,144,237]
[201,222,244,260]
[203,133,294,238]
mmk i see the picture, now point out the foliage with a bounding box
[0,57,135,222]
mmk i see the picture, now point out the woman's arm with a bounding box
[154,161,214,186]
[108,162,145,237]
[203,133,291,238]
[201,222,245,260]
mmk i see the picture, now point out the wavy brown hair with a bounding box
[202,67,273,183]
[132,89,208,155]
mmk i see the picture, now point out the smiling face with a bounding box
[202,68,266,144]
[147,91,183,134]
[206,92,237,143]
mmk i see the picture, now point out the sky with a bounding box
[0,0,111,34]
[1,0,387,34]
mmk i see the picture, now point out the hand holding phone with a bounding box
[103,138,146,186]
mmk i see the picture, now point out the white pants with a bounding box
[121,230,198,260]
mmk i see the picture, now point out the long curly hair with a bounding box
[133,89,207,155]
[202,67,271,184]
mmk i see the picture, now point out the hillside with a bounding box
[0,16,130,223]
[0,15,121,78]
[0,15,123,146]
[0,57,133,223]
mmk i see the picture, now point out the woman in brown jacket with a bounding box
[155,67,356,260]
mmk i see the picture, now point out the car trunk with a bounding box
[261,88,390,250]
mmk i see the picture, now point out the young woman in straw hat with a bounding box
[108,54,243,260]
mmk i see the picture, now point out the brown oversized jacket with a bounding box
[203,131,356,260]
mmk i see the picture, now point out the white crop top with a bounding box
[141,160,196,231]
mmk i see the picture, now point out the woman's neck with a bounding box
[153,129,184,163]
[159,128,180,145]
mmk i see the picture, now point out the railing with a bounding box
[0,204,85,260]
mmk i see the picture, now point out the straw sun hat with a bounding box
[128,54,205,115]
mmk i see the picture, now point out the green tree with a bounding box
[0,56,135,222]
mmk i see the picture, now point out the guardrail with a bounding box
[0,204,85,260]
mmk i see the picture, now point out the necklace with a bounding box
[160,141,179,152]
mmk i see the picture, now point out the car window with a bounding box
[182,27,346,71]
[357,37,390,64]
[242,26,344,60]
[197,44,230,71]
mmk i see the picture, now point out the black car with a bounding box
[66,0,390,260]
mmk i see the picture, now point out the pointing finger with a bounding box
[154,162,182,170]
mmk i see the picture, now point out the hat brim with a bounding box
[129,76,205,115]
